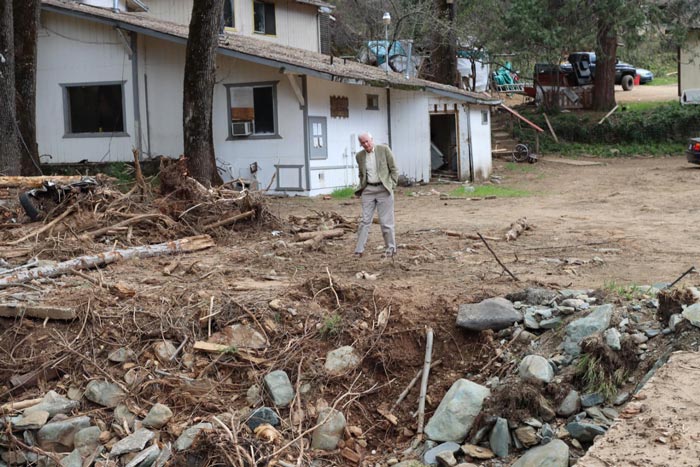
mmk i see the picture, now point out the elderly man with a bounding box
[353,132,399,257]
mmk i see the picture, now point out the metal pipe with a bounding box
[113,0,119,12]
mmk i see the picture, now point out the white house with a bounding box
[38,0,500,195]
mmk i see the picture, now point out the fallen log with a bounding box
[0,302,76,320]
[0,235,215,288]
[505,217,529,241]
[203,210,255,230]
[0,175,115,189]
[445,230,500,241]
[294,228,345,242]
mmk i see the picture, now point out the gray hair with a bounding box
[358,132,373,141]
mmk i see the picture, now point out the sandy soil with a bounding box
[503,83,678,107]
[578,351,700,467]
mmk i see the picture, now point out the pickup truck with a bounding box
[563,52,637,91]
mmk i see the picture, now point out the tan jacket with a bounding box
[355,144,399,196]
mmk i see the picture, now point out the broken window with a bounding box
[227,82,278,138]
[366,94,379,110]
[224,0,235,28]
[254,1,276,35]
[63,83,125,136]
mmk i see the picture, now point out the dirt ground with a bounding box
[2,154,699,465]
[503,83,678,107]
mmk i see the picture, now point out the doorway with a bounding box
[429,113,458,180]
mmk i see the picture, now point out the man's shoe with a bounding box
[354,252,363,258]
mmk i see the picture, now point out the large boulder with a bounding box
[511,439,569,467]
[310,408,346,450]
[456,298,522,331]
[424,379,490,442]
[562,304,613,356]
[682,303,700,328]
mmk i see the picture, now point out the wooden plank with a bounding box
[499,104,545,133]
[543,113,559,143]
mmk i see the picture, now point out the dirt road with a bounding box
[278,155,699,295]
[615,83,678,103]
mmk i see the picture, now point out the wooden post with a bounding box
[416,327,434,437]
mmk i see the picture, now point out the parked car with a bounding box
[687,137,700,165]
[562,52,637,90]
[636,67,654,84]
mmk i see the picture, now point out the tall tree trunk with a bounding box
[183,0,224,187]
[592,23,617,111]
[13,0,41,175]
[427,0,457,86]
[0,0,21,176]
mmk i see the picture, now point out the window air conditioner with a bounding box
[232,121,254,136]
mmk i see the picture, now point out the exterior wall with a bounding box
[306,77,389,195]
[143,0,193,25]
[144,0,320,52]
[680,30,700,93]
[37,11,136,163]
[80,0,126,10]
[138,36,306,192]
[390,90,431,183]
[467,105,492,180]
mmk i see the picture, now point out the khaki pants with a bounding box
[355,184,396,255]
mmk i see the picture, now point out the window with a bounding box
[253,1,276,35]
[366,94,379,110]
[223,0,235,28]
[481,110,489,125]
[63,82,126,136]
[226,82,279,138]
[330,96,349,118]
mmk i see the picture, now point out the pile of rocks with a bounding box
[394,285,700,466]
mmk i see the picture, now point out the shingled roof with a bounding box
[41,0,499,105]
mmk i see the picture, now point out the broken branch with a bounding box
[478,232,519,281]
[416,326,434,437]
[204,210,256,230]
[0,302,76,320]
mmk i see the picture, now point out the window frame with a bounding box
[223,0,236,30]
[481,110,489,125]
[61,81,128,138]
[225,81,281,140]
[253,0,276,36]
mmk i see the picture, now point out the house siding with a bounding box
[37,11,136,163]
[390,90,431,184]
[143,0,194,25]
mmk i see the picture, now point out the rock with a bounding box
[324,346,361,375]
[310,408,345,450]
[12,410,49,430]
[247,407,280,431]
[604,328,621,350]
[516,330,536,343]
[74,426,101,457]
[538,423,555,443]
[110,429,154,457]
[565,422,606,443]
[435,450,457,467]
[562,304,613,356]
[114,404,136,430]
[557,390,580,417]
[424,379,490,442]
[584,407,611,426]
[524,311,540,330]
[394,462,427,467]
[538,399,556,422]
[523,418,542,428]
[511,439,569,467]
[514,426,538,447]
[534,308,553,319]
[557,305,576,315]
[518,355,553,384]
[24,391,80,418]
[84,381,125,408]
[489,418,510,458]
[669,314,683,332]
[264,370,295,407]
[60,449,83,467]
[580,392,604,408]
[246,384,262,406]
[507,288,558,306]
[153,340,177,363]
[631,333,649,344]
[456,298,522,331]
[153,442,172,467]
[37,415,91,451]
[539,317,562,329]
[682,303,700,327]
[208,324,267,350]
[560,298,586,309]
[460,444,494,459]
[107,348,136,363]
[644,329,660,338]
[602,407,619,419]
[124,444,161,467]
[142,403,172,429]
[173,423,212,452]
[614,392,630,405]
[423,442,460,465]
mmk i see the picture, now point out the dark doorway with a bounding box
[429,113,458,180]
